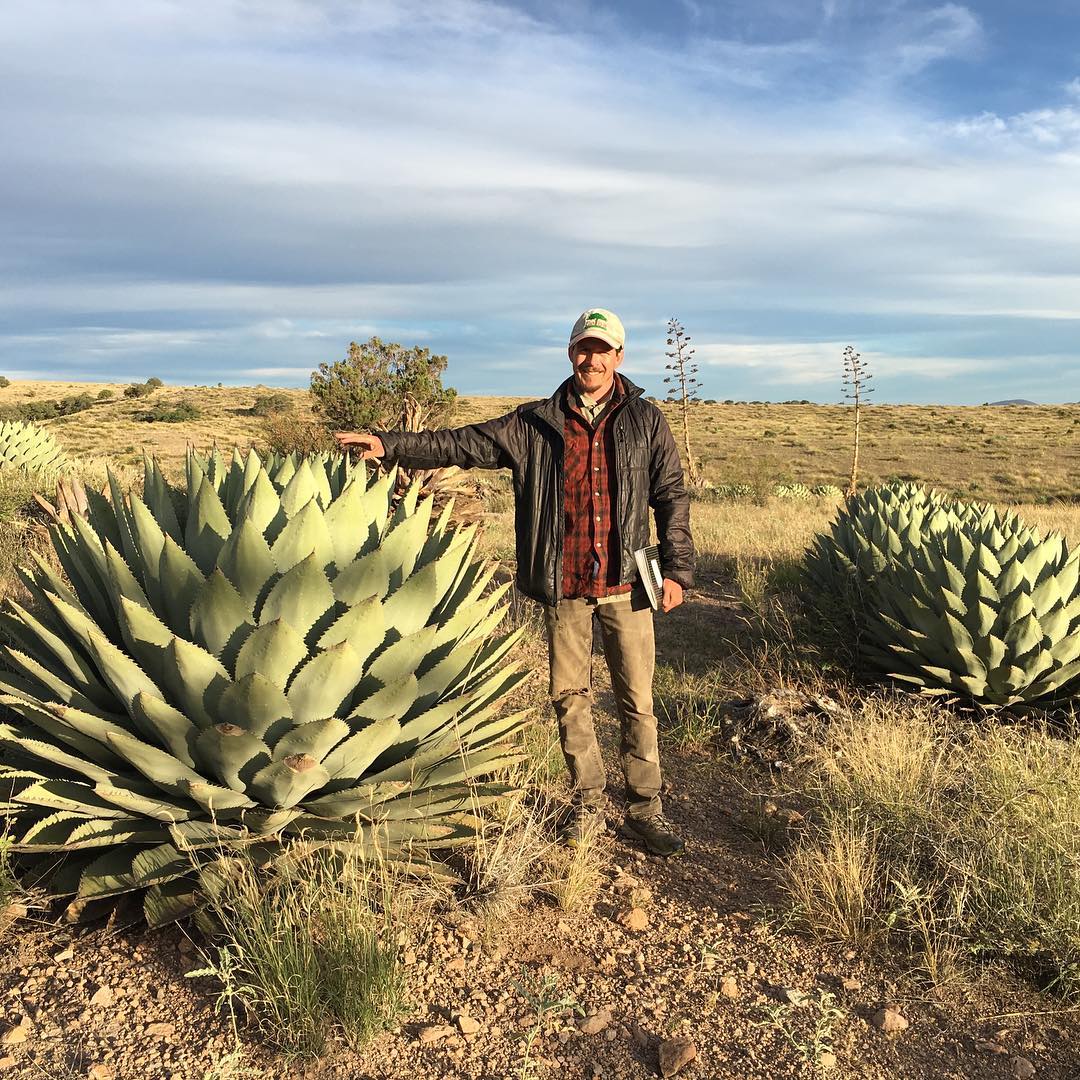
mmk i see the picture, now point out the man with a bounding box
[335,309,694,856]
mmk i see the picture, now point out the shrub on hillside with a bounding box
[249,392,294,417]
[57,393,94,416]
[144,376,164,388]
[123,382,153,398]
[96,388,114,400]
[140,399,201,423]
[0,377,9,389]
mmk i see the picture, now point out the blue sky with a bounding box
[3,1,1080,404]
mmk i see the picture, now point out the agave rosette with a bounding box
[0,420,69,474]
[0,449,529,923]
[805,483,1080,706]
[867,505,1080,705]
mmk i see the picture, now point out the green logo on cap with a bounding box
[585,311,608,327]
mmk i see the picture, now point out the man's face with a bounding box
[569,337,623,397]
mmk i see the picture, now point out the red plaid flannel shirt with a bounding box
[561,378,633,600]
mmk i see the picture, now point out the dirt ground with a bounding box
[2,576,1078,1080]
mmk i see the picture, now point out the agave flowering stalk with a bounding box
[0,420,69,474]
[805,483,1080,707]
[0,449,529,923]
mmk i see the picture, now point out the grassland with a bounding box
[7,378,1079,503]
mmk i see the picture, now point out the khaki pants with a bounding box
[543,594,663,820]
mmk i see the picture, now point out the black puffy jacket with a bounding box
[376,375,694,607]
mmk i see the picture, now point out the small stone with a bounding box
[819,1051,837,1070]
[871,1006,909,1035]
[455,1014,481,1035]
[1010,1056,1036,1079]
[578,1009,612,1036]
[89,985,114,1008]
[977,1039,1008,1055]
[841,977,861,991]
[146,1023,175,1038]
[53,948,74,963]
[630,1022,651,1049]
[779,987,806,1006]
[659,1035,697,1077]
[0,1020,29,1047]
[447,956,467,973]
[719,976,740,1000]
[0,1057,17,1071]
[745,961,757,977]
[88,1067,114,1080]
[417,1024,455,1044]
[403,950,418,966]
[621,908,649,933]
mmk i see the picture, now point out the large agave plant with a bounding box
[0,420,69,474]
[0,449,529,923]
[805,484,1080,706]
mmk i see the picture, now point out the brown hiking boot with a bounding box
[619,813,685,857]
[563,803,607,848]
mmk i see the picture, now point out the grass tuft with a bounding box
[195,844,410,1057]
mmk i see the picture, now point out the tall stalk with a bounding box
[842,345,874,497]
[664,318,702,485]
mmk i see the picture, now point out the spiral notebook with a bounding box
[634,544,664,611]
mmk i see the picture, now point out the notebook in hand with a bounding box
[634,544,664,611]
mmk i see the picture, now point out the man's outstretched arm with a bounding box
[334,411,519,472]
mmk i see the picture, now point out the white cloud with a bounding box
[685,342,987,385]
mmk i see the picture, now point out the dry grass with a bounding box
[11,378,1079,502]
[455,394,1080,505]
[782,699,1080,994]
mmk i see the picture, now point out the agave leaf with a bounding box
[234,619,307,690]
[321,716,402,783]
[349,674,418,725]
[331,548,390,606]
[194,725,272,791]
[216,673,294,742]
[144,878,199,927]
[366,626,437,687]
[380,497,433,590]
[163,637,232,731]
[12,778,131,819]
[236,468,285,540]
[159,535,206,636]
[259,553,335,640]
[248,755,329,808]
[271,499,334,575]
[287,642,365,724]
[189,570,254,668]
[78,843,190,898]
[273,718,350,762]
[317,595,386,668]
[216,518,278,612]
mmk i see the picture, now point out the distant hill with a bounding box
[988,398,1038,405]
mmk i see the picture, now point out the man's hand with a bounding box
[661,578,684,613]
[334,432,385,460]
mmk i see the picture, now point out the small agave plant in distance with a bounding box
[0,420,70,475]
[0,449,529,924]
[806,483,1080,707]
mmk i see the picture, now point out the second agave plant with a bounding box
[805,483,1080,707]
[0,449,529,923]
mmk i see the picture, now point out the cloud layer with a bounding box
[2,0,1079,402]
